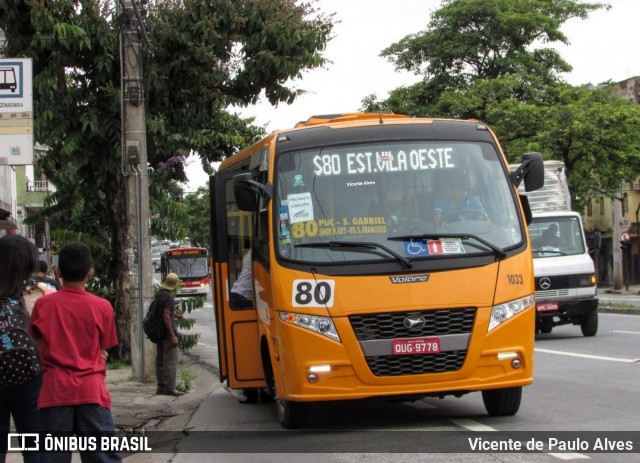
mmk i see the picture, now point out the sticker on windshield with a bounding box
[404,239,429,256]
[404,238,466,255]
[287,192,314,224]
[292,174,306,187]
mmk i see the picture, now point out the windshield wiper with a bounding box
[533,249,568,256]
[295,241,412,269]
[388,233,507,259]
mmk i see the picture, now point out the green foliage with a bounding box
[528,85,640,210]
[0,0,334,358]
[365,0,640,212]
[50,229,115,291]
[382,0,606,84]
[176,368,195,392]
[106,359,128,371]
[177,295,205,351]
[182,187,211,248]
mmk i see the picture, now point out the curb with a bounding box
[598,306,640,315]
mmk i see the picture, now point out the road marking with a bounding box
[450,418,496,432]
[548,453,589,460]
[610,329,640,335]
[535,347,640,363]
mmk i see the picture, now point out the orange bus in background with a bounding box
[210,112,544,428]
[160,247,210,297]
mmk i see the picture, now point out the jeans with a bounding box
[0,374,43,463]
[39,405,121,463]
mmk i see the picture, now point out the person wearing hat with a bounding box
[155,273,183,396]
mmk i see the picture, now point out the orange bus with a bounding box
[210,113,543,428]
[160,247,210,297]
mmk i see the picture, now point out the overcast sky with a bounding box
[185,0,640,189]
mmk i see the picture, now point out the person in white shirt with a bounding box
[230,251,254,308]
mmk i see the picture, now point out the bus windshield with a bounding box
[166,255,209,279]
[275,141,523,264]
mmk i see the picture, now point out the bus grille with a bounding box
[349,308,476,376]
[366,351,467,376]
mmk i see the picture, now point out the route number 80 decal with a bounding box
[292,279,335,307]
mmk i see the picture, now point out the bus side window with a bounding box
[225,178,256,309]
[229,249,254,309]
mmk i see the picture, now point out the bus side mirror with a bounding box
[233,172,272,212]
[510,152,544,192]
[519,193,533,225]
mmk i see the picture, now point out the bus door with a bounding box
[210,172,265,389]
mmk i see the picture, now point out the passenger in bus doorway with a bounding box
[155,273,184,397]
[230,251,254,309]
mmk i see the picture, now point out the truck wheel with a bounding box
[580,311,598,337]
[538,324,552,334]
[277,398,305,429]
[482,387,522,416]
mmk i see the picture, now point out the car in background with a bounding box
[151,248,161,272]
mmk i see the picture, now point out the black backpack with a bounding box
[143,298,166,344]
[0,298,42,389]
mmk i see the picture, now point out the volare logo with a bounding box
[7,433,39,452]
[389,274,430,284]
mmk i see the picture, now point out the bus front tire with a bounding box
[277,398,305,429]
[482,386,522,416]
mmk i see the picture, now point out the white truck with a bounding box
[513,160,599,336]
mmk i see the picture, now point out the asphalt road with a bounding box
[168,306,640,463]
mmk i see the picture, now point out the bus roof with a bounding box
[161,246,208,257]
[217,112,490,172]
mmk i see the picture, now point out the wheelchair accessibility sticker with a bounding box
[403,238,465,256]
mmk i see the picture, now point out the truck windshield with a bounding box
[530,216,586,257]
[275,141,523,264]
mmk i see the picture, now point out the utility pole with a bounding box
[612,193,623,290]
[120,1,154,381]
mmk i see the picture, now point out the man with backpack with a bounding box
[153,273,183,397]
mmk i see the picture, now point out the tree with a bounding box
[0,0,334,357]
[530,85,640,209]
[379,0,607,108]
[363,0,640,210]
[182,186,210,249]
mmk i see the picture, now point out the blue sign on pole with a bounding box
[0,58,33,166]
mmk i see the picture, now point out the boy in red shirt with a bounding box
[30,241,121,463]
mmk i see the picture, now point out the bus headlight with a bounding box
[488,295,535,332]
[279,312,341,342]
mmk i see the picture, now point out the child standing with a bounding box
[30,241,120,463]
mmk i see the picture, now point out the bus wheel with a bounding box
[260,389,275,403]
[580,311,598,337]
[482,387,522,416]
[277,398,305,429]
[241,388,260,404]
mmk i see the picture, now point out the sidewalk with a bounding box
[598,283,640,314]
[6,352,220,462]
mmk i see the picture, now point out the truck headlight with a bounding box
[488,295,535,332]
[578,274,596,287]
[279,312,341,342]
